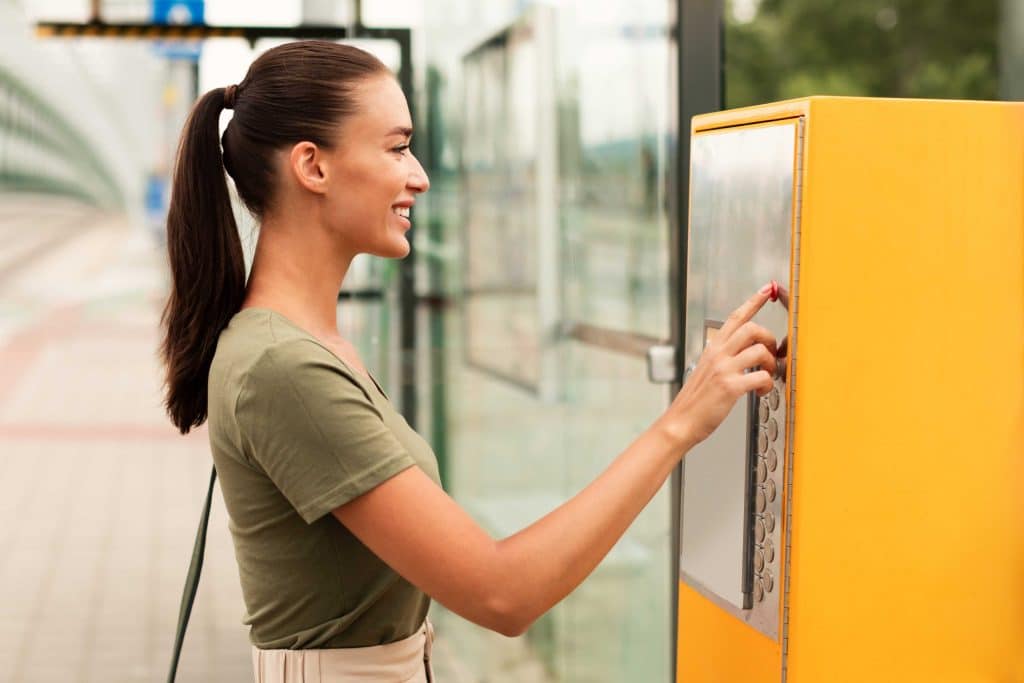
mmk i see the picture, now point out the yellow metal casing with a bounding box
[676,97,1024,682]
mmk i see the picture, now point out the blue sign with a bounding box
[152,0,205,26]
[152,41,202,61]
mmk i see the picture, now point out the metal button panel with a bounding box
[753,376,785,606]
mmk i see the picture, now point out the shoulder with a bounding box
[222,310,359,385]
[245,337,363,395]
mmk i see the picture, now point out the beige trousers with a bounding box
[251,619,435,683]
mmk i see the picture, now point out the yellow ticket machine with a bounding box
[675,97,1024,682]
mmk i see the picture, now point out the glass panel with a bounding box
[419,0,673,680]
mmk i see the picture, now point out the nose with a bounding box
[408,153,430,193]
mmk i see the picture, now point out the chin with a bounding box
[374,238,411,259]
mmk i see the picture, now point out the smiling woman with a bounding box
[159,39,778,683]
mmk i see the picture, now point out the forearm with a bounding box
[492,420,694,631]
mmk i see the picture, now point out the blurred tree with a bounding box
[725,0,999,107]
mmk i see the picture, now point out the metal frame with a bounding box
[670,0,723,679]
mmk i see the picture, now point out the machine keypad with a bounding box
[753,377,785,603]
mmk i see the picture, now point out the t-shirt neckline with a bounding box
[236,306,390,400]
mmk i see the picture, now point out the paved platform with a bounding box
[0,196,515,682]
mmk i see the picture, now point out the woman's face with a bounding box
[323,74,430,258]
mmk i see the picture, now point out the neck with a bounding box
[243,211,355,341]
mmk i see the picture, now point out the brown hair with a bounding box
[160,40,389,434]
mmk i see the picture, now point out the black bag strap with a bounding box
[166,465,218,683]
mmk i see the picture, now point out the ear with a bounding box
[288,141,328,195]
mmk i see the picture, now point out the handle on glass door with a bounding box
[646,345,681,384]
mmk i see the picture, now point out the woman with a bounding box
[160,40,778,683]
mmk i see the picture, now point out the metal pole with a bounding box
[670,0,722,679]
[395,29,418,428]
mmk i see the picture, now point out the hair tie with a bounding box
[224,84,238,109]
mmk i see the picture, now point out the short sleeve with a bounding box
[235,340,416,524]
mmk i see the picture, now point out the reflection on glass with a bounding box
[461,14,545,390]
[680,122,795,628]
[423,1,674,680]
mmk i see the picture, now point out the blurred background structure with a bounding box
[1,0,1022,681]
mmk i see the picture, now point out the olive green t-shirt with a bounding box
[206,307,441,649]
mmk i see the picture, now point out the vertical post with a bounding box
[396,28,418,429]
[424,65,450,486]
[669,0,722,679]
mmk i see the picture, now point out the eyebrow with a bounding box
[387,126,413,137]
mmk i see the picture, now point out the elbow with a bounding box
[482,592,535,638]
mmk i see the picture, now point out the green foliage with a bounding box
[725,0,999,108]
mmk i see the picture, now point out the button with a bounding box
[754,580,764,603]
[764,479,776,502]
[754,550,765,573]
[756,459,767,483]
[758,431,768,455]
[759,401,769,424]
[769,387,780,410]
[767,418,779,442]
[763,512,775,533]
[762,539,775,563]
[755,518,766,543]
[762,569,774,592]
[767,449,778,472]
[755,489,766,512]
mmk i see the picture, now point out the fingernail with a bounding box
[769,280,779,301]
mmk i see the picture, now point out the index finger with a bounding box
[718,283,773,341]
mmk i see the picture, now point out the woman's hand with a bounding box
[655,283,779,449]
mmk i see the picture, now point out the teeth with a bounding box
[392,206,410,218]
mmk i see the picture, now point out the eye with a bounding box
[392,144,411,155]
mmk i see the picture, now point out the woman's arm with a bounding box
[333,286,778,636]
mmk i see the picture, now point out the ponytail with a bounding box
[159,41,390,434]
[160,87,246,434]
